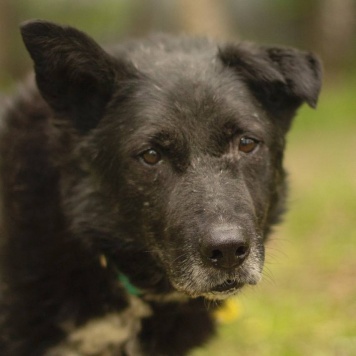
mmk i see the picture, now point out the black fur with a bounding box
[0,20,322,355]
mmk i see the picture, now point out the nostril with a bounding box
[210,249,223,261]
[235,244,249,258]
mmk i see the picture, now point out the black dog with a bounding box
[0,20,322,355]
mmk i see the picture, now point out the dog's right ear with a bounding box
[21,20,137,133]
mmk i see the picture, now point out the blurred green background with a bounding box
[1,1,355,355]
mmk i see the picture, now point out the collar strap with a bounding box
[117,272,142,296]
[99,254,142,296]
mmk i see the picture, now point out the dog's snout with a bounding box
[200,226,250,269]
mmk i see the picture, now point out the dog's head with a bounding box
[21,21,321,300]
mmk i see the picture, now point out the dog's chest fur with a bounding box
[47,296,151,356]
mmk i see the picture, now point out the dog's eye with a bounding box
[238,137,259,153]
[141,149,162,165]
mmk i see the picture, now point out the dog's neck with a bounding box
[99,253,189,303]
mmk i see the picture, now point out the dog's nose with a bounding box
[200,226,250,269]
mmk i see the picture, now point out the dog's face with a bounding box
[21,21,321,300]
[95,74,274,299]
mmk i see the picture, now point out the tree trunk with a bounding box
[315,0,356,77]
[177,0,234,40]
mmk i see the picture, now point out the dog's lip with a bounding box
[211,279,243,293]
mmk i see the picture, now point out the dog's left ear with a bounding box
[219,43,322,129]
[21,20,137,133]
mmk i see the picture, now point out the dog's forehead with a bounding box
[128,61,269,140]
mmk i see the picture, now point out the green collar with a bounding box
[117,272,141,296]
[99,254,141,296]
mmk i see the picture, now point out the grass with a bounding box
[191,83,356,356]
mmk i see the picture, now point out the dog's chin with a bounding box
[170,275,260,301]
[174,280,245,301]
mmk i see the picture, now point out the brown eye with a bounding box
[141,149,161,165]
[239,137,259,153]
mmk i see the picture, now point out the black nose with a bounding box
[200,226,250,269]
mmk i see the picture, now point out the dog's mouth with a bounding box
[195,279,245,300]
[211,279,243,293]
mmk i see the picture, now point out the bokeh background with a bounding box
[1,1,355,355]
